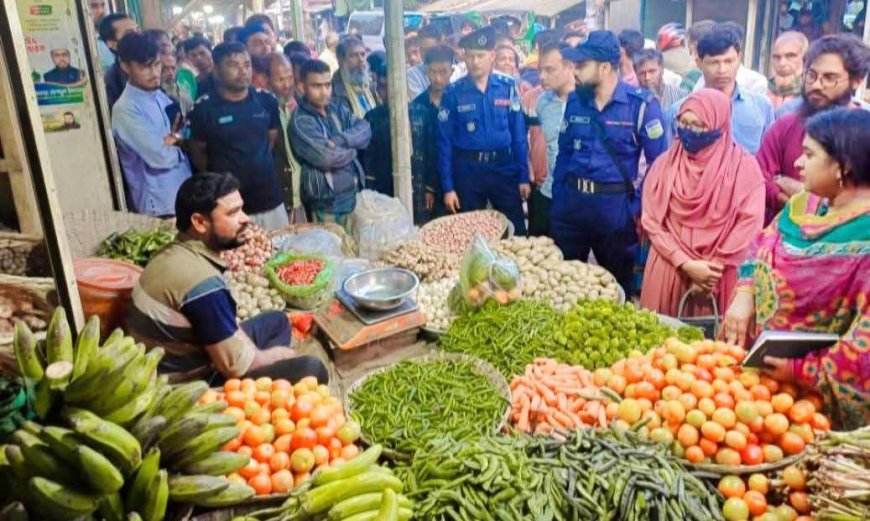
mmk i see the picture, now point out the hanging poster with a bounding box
[16,0,89,110]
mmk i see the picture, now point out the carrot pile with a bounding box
[509,358,619,434]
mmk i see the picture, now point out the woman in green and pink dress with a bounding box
[720,108,870,430]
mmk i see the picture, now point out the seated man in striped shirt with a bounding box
[126,172,328,384]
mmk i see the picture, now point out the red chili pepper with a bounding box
[276,259,325,285]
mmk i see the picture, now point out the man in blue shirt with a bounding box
[99,13,139,110]
[435,26,530,235]
[44,48,87,86]
[111,33,191,217]
[552,31,668,295]
[665,24,774,153]
[189,42,288,230]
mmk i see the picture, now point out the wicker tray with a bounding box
[269,222,357,256]
[62,210,168,260]
[682,452,805,476]
[343,351,512,460]
[0,274,56,376]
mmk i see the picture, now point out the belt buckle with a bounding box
[578,179,595,194]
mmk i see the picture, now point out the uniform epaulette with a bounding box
[194,94,210,104]
[628,86,656,103]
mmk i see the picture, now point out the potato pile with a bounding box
[494,237,621,311]
[417,276,457,331]
[0,293,47,335]
[226,271,286,320]
[380,241,460,283]
[419,211,506,255]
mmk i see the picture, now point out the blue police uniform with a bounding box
[552,32,668,295]
[435,27,529,235]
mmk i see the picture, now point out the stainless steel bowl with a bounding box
[342,268,419,311]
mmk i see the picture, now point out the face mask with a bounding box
[677,126,723,154]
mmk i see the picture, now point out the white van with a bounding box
[345,11,425,52]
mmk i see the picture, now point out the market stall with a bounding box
[0,182,863,520]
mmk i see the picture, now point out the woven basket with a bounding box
[0,274,56,377]
[62,210,168,260]
[343,351,512,460]
[269,222,357,257]
[0,232,50,277]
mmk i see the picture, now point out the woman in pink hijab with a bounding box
[640,89,765,317]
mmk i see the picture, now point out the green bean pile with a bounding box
[527,428,725,521]
[552,300,705,369]
[395,435,566,521]
[348,358,508,454]
[439,300,561,377]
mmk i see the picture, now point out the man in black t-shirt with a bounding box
[189,42,289,230]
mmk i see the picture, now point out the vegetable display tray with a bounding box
[342,351,512,460]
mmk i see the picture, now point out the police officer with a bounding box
[435,26,530,235]
[552,31,668,295]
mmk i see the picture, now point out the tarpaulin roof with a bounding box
[420,0,582,17]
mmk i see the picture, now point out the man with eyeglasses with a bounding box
[756,33,870,224]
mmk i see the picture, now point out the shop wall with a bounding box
[15,0,116,214]
[610,0,643,32]
[641,0,686,38]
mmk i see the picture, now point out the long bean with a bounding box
[349,358,507,454]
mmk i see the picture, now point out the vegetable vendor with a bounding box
[719,108,870,430]
[125,172,328,384]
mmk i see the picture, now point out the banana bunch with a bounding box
[237,445,413,521]
[3,310,255,520]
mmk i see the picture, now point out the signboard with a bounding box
[16,0,89,131]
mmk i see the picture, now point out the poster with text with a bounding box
[17,0,88,108]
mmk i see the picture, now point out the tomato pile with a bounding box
[601,338,831,467]
[718,465,812,521]
[200,376,361,496]
[275,259,326,286]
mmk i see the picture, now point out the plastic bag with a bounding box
[452,235,522,311]
[331,257,371,294]
[350,190,417,260]
[272,229,345,261]
[265,252,335,310]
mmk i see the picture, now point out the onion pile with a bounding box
[417,276,457,331]
[419,212,506,255]
[221,224,272,274]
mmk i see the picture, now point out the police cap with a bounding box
[561,30,621,65]
[459,26,497,51]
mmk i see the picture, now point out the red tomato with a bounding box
[740,444,764,466]
[290,428,318,451]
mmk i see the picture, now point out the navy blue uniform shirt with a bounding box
[435,73,529,193]
[552,82,667,190]
[189,87,282,214]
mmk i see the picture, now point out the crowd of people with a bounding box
[81,1,870,422]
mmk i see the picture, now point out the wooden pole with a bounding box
[685,0,694,28]
[758,0,776,76]
[0,3,85,329]
[289,0,306,41]
[744,0,759,68]
[383,0,413,216]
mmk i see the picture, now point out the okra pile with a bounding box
[395,435,566,521]
[348,358,508,454]
[397,428,724,521]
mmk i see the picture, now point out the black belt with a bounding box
[454,148,512,163]
[567,178,632,195]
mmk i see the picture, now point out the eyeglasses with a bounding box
[803,70,849,89]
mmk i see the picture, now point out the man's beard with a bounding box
[575,81,598,99]
[210,228,246,251]
[798,87,853,119]
[347,65,369,86]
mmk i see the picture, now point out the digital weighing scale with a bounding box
[313,290,427,352]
